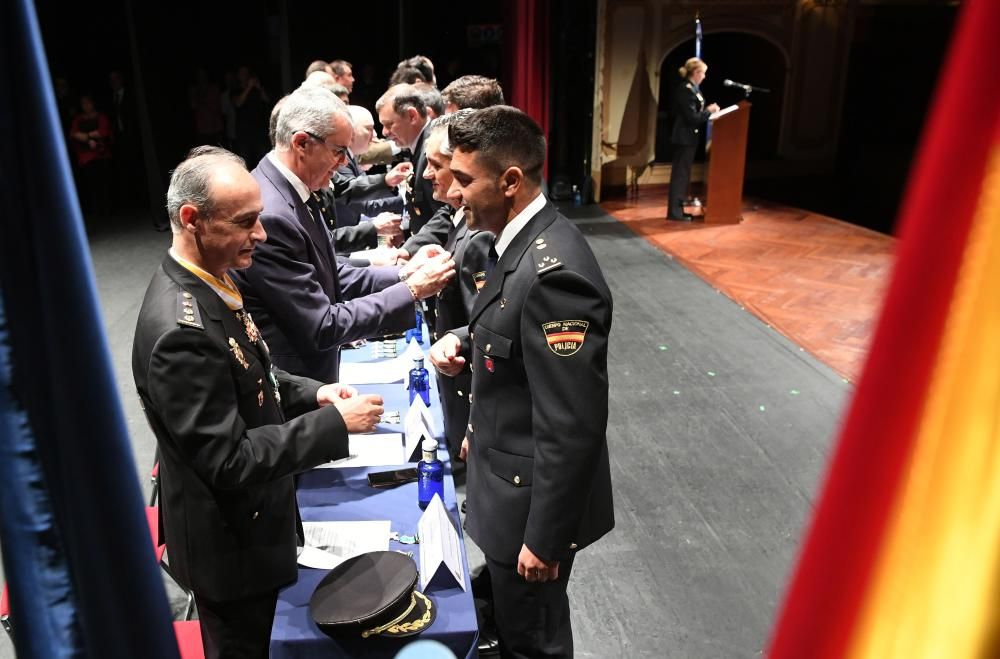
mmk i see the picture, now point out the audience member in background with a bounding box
[220,71,239,149]
[305,59,332,79]
[303,69,336,88]
[398,54,436,86]
[108,69,144,212]
[234,65,271,165]
[329,59,354,94]
[231,86,455,383]
[441,75,505,112]
[189,68,224,145]
[388,66,427,86]
[70,94,113,219]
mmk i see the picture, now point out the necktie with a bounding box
[305,193,324,226]
[485,244,499,281]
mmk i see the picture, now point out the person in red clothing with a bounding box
[69,94,113,219]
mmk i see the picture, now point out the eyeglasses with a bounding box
[303,131,350,159]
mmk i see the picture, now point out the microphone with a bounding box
[723,79,770,94]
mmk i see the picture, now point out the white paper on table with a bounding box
[296,545,341,569]
[314,433,405,468]
[299,520,391,569]
[339,359,404,384]
[417,494,466,591]
[709,104,739,121]
[404,406,435,462]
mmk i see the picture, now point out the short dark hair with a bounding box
[448,106,546,183]
[388,66,426,86]
[441,75,505,109]
[329,59,352,76]
[305,60,330,78]
[398,55,434,83]
[376,84,428,119]
[414,83,444,117]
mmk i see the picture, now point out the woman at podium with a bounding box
[668,57,719,221]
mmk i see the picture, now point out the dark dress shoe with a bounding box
[667,214,694,222]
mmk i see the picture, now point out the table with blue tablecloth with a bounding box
[269,338,479,659]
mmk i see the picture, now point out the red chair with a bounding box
[173,620,206,659]
[1,582,11,638]
[2,581,203,656]
[147,506,194,621]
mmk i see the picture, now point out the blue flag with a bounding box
[695,16,703,59]
[0,0,179,657]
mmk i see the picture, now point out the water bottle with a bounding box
[572,184,582,206]
[417,438,445,510]
[408,357,430,407]
[405,305,424,344]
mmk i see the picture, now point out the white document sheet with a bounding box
[417,494,466,591]
[709,104,739,121]
[298,520,391,569]
[314,433,406,468]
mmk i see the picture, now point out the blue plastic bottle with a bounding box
[405,305,424,344]
[408,357,430,407]
[417,438,445,509]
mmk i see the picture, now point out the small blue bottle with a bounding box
[417,438,445,509]
[405,305,424,344]
[408,357,430,407]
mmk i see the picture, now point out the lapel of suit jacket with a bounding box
[257,156,336,272]
[469,203,558,326]
[348,153,362,177]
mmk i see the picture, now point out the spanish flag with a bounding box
[768,1,1000,657]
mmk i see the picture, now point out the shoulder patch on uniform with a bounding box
[542,320,589,356]
[176,291,204,329]
[533,235,563,274]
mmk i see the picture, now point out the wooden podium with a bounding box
[703,100,751,224]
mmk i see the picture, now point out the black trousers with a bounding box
[194,589,278,659]
[668,144,697,218]
[485,554,576,659]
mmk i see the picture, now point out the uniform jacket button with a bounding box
[485,343,492,352]
[253,511,259,520]
[513,475,521,485]
[457,390,463,397]
[569,542,578,550]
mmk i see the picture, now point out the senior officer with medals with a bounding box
[132,146,384,659]
[429,107,614,658]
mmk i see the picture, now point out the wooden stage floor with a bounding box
[601,186,895,381]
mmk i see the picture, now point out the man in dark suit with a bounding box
[331,105,408,228]
[376,84,443,237]
[393,78,506,262]
[429,107,615,658]
[133,146,385,658]
[231,86,455,383]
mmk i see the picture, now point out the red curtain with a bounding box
[504,0,550,178]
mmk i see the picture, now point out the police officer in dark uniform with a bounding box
[419,110,493,467]
[132,146,384,659]
[430,107,614,658]
[668,57,720,221]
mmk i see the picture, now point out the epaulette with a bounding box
[532,235,563,275]
[686,82,694,90]
[176,290,204,329]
